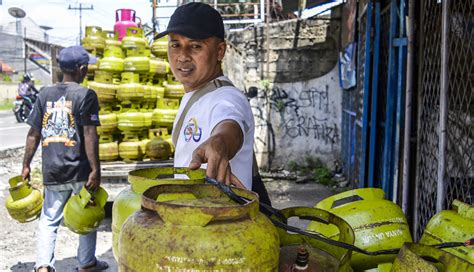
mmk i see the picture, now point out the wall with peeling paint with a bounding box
[249,67,341,170]
[224,5,342,170]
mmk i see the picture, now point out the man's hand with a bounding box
[189,120,245,188]
[21,165,31,181]
[85,171,100,191]
[22,127,41,182]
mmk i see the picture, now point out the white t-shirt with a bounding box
[173,76,255,189]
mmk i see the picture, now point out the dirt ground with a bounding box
[0,147,338,272]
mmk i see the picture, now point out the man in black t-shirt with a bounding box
[22,46,108,272]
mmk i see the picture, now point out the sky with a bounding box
[0,0,342,47]
[0,0,173,46]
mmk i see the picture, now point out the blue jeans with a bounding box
[35,183,97,270]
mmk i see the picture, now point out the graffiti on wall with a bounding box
[251,82,340,169]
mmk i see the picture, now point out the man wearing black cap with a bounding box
[22,45,108,272]
[157,2,265,194]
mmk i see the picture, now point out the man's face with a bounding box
[168,33,226,92]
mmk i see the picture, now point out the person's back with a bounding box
[28,82,99,185]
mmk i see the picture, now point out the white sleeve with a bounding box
[208,89,253,142]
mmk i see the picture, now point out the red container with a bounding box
[114,9,138,41]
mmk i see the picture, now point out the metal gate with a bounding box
[414,0,473,240]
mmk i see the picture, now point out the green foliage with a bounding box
[287,155,336,186]
[260,79,270,90]
[288,160,298,172]
[1,74,13,82]
[314,167,333,185]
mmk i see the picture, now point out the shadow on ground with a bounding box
[10,248,117,272]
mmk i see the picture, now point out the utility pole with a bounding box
[68,3,94,45]
[152,0,157,36]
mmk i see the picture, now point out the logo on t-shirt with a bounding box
[183,117,202,143]
[41,96,77,147]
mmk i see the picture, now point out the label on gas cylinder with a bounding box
[157,255,247,270]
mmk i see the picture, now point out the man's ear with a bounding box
[217,40,226,62]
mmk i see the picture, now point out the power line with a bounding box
[68,3,93,44]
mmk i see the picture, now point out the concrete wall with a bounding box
[0,83,18,103]
[224,6,342,170]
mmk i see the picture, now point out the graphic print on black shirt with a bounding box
[41,96,77,147]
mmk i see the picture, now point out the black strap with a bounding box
[171,79,234,146]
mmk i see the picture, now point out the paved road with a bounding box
[0,110,29,151]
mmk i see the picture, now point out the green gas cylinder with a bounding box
[99,46,124,73]
[145,136,171,160]
[123,48,150,74]
[149,57,169,78]
[163,81,185,99]
[104,30,121,48]
[5,176,43,223]
[82,26,106,51]
[116,72,144,104]
[63,186,108,235]
[420,200,474,263]
[149,128,174,155]
[392,243,474,272]
[112,168,205,260]
[307,188,412,271]
[151,35,168,58]
[276,207,354,272]
[117,109,145,133]
[88,71,117,105]
[152,98,179,129]
[122,27,146,50]
[118,133,144,161]
[96,111,117,135]
[118,184,280,271]
[99,141,119,161]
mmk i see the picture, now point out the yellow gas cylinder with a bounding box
[276,207,354,272]
[103,30,121,48]
[151,35,168,58]
[149,57,169,78]
[392,243,474,272]
[163,80,185,99]
[119,184,280,270]
[64,186,108,234]
[99,141,119,161]
[116,72,144,105]
[154,84,165,100]
[307,188,412,271]
[420,200,474,263]
[112,167,205,260]
[149,128,174,155]
[98,45,124,73]
[122,27,146,51]
[117,109,145,133]
[81,26,106,52]
[5,176,43,223]
[145,136,171,160]
[88,71,117,104]
[123,48,150,74]
[119,133,143,161]
[152,98,179,129]
[96,111,117,135]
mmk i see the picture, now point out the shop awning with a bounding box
[0,61,16,74]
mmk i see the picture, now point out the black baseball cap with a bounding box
[156,2,224,40]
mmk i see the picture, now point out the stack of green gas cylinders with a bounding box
[82,25,183,162]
